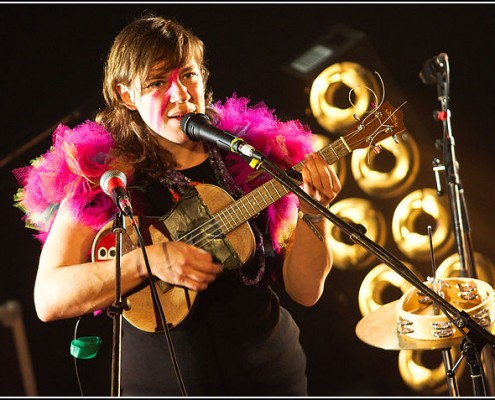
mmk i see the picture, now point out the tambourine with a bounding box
[396,277,495,341]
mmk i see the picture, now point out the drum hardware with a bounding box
[356,276,495,395]
[397,317,414,334]
[432,321,455,338]
[355,300,463,352]
[396,277,495,341]
[429,224,459,395]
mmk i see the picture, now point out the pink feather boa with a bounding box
[213,95,315,252]
[13,95,315,251]
[13,121,132,244]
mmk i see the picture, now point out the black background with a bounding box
[1,1,495,396]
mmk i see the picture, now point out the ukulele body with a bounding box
[92,184,255,332]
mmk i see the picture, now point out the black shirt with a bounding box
[120,159,307,396]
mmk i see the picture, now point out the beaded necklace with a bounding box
[160,143,265,285]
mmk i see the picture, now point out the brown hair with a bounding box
[96,12,213,182]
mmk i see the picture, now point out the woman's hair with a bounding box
[96,12,213,182]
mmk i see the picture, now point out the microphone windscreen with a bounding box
[100,170,127,196]
[180,113,211,141]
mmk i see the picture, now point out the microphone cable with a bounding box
[72,317,85,396]
[70,315,102,396]
[128,217,188,396]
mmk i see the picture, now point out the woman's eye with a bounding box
[182,72,198,81]
[144,80,164,89]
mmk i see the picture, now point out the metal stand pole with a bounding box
[421,52,495,396]
[107,212,127,397]
[0,300,38,395]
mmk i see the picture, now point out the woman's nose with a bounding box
[169,79,190,104]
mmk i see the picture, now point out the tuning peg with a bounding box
[392,134,399,144]
[353,114,360,121]
[372,144,382,154]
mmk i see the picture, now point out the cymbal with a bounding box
[355,301,462,351]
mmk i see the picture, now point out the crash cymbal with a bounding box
[355,301,462,351]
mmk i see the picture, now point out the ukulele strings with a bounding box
[175,103,406,250]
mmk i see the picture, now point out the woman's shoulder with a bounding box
[13,120,132,243]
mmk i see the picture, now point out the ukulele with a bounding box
[92,101,406,332]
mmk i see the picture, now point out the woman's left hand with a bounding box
[299,152,342,213]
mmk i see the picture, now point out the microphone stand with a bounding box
[244,151,495,396]
[422,53,494,395]
[107,211,127,397]
[106,210,188,396]
[428,53,477,279]
[102,181,187,396]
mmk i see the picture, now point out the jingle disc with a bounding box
[355,301,462,350]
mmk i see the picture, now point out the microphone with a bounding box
[419,53,448,85]
[180,113,265,161]
[100,170,134,217]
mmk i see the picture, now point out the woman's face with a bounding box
[118,58,206,147]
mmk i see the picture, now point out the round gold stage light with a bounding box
[436,252,495,287]
[309,62,380,134]
[399,348,464,394]
[392,188,454,261]
[351,132,419,199]
[327,198,386,270]
[358,262,423,317]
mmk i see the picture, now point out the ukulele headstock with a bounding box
[344,101,407,153]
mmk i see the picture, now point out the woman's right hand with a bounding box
[142,242,223,291]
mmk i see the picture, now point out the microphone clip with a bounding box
[100,170,134,217]
[231,138,266,169]
[420,53,448,85]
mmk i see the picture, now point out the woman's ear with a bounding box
[116,84,138,110]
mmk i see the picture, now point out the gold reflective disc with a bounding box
[309,62,380,134]
[351,132,419,199]
[358,263,423,317]
[327,197,386,270]
[392,189,454,260]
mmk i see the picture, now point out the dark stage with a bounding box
[2,2,495,396]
